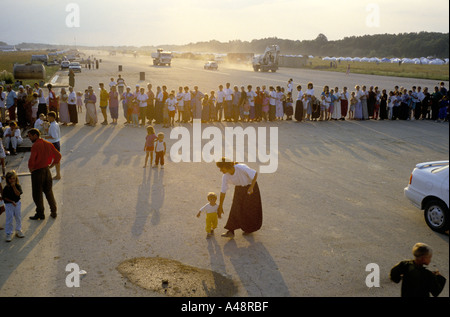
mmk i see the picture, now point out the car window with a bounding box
[432,165,449,174]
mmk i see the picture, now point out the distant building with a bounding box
[0,45,17,52]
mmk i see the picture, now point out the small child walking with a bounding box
[3,170,24,242]
[196,192,220,238]
[143,126,157,168]
[153,132,166,169]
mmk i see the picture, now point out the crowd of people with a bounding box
[88,78,449,126]
[1,78,448,133]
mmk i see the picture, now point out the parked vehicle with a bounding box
[31,54,49,64]
[69,62,82,73]
[61,60,70,69]
[404,161,449,233]
[204,61,218,70]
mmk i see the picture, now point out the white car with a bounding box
[204,61,218,70]
[404,161,449,233]
[60,60,70,69]
[69,62,82,73]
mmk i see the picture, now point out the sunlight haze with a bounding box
[2,0,449,46]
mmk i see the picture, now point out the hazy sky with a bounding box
[2,0,449,47]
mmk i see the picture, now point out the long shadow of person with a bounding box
[149,168,164,225]
[222,236,291,296]
[132,167,165,237]
[0,204,55,290]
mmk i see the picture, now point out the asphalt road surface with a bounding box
[0,51,448,298]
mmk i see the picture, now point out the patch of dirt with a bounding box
[117,257,237,297]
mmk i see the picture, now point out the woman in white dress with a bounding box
[275,86,284,120]
[354,85,363,120]
[331,87,341,120]
[58,88,70,125]
[361,85,369,120]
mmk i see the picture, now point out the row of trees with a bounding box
[165,32,449,58]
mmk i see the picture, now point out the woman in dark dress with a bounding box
[367,86,376,119]
[294,85,304,122]
[216,159,262,238]
[379,89,388,120]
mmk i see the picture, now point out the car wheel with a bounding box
[424,200,449,233]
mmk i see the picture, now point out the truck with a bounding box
[252,45,280,72]
[151,48,173,66]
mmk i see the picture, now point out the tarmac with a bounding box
[0,52,448,298]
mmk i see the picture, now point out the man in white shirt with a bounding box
[109,77,117,88]
[247,85,256,121]
[33,83,47,118]
[216,85,226,121]
[224,83,233,121]
[45,111,61,179]
[116,75,126,95]
[176,86,184,123]
[67,86,78,125]
[287,79,293,94]
[183,86,191,123]
[137,87,148,125]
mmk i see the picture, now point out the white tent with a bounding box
[429,58,445,65]
[402,58,414,64]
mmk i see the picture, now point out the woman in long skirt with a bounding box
[354,85,363,120]
[379,89,388,120]
[361,86,369,119]
[217,159,263,238]
[109,86,119,124]
[311,97,320,121]
[331,87,341,120]
[275,86,284,119]
[201,94,210,123]
[59,88,70,125]
[85,86,97,126]
[294,98,303,122]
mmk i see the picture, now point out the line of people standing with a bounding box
[84,76,449,127]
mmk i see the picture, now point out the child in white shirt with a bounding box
[197,192,219,238]
[153,132,166,168]
[166,93,177,127]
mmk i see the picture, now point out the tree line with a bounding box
[162,32,449,59]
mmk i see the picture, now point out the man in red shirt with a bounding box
[27,128,61,220]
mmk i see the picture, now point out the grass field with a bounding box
[0,51,60,86]
[306,57,449,81]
